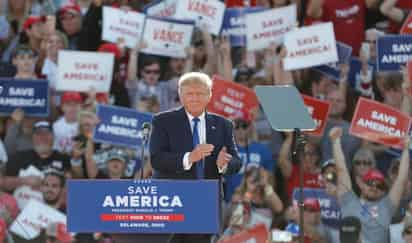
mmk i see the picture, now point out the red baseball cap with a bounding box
[61,91,83,104]
[58,3,81,16]
[98,43,122,59]
[303,198,321,212]
[23,15,46,31]
[362,169,385,183]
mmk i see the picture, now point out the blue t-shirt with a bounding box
[224,142,275,202]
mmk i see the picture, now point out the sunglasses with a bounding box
[143,69,160,75]
[354,160,372,166]
[304,151,318,157]
[365,180,386,191]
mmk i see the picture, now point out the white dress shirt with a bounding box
[182,111,227,173]
[183,111,206,170]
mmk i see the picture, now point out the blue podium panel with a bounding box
[67,179,220,233]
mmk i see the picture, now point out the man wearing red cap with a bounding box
[330,127,410,243]
[53,91,82,154]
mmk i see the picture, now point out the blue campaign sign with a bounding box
[221,7,265,47]
[0,79,49,117]
[93,105,153,149]
[313,42,353,81]
[348,57,362,88]
[67,179,220,233]
[292,188,341,228]
[377,35,412,71]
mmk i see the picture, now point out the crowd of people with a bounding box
[0,0,411,242]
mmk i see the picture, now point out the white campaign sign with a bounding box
[102,6,145,48]
[13,186,44,210]
[56,50,114,92]
[141,17,194,58]
[283,22,338,70]
[245,4,297,51]
[10,200,66,240]
[174,0,225,35]
[145,0,177,18]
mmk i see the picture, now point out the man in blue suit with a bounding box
[150,72,241,242]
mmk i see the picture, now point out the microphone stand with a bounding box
[140,134,148,180]
[292,129,306,243]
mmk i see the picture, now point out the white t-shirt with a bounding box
[390,222,405,243]
[42,58,57,89]
[0,139,7,164]
[53,117,79,154]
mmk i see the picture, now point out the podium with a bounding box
[67,179,220,243]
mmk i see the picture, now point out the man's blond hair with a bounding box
[178,72,213,97]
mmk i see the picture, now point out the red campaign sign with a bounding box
[208,76,259,121]
[400,13,412,35]
[350,97,411,148]
[302,95,331,136]
[219,224,268,243]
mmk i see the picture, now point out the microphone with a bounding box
[141,122,151,142]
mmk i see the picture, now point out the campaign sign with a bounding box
[0,79,49,117]
[102,6,145,48]
[174,0,226,35]
[13,186,43,210]
[400,13,412,35]
[284,22,338,70]
[93,105,153,149]
[245,4,296,51]
[376,35,412,71]
[221,7,266,47]
[292,188,341,228]
[141,17,194,58]
[57,50,114,93]
[350,97,411,148]
[302,95,330,136]
[348,57,362,88]
[313,42,353,81]
[220,224,268,243]
[208,76,259,121]
[10,200,66,240]
[143,0,177,18]
[67,179,220,233]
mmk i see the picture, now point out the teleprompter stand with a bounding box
[255,85,316,243]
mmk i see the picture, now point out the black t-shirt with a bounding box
[5,150,71,176]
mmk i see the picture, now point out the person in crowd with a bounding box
[279,132,323,200]
[330,126,410,243]
[53,92,82,155]
[306,0,379,55]
[41,30,68,90]
[89,147,131,179]
[2,120,82,192]
[12,44,38,79]
[350,148,377,196]
[45,222,74,243]
[391,200,412,243]
[126,42,176,111]
[4,109,34,157]
[231,166,283,215]
[224,118,275,202]
[41,169,66,212]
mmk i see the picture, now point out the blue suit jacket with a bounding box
[150,107,241,179]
